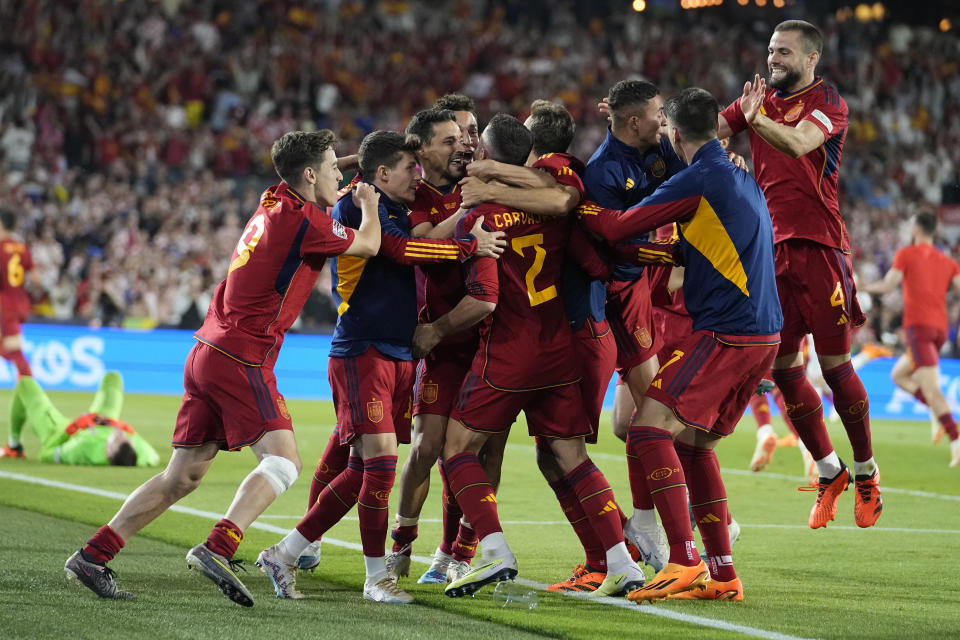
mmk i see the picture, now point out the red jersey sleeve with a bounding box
[568,224,611,281]
[464,255,499,304]
[532,153,586,197]
[720,99,748,137]
[302,205,355,257]
[802,93,847,141]
[892,246,910,273]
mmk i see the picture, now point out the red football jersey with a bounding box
[533,152,586,197]
[893,243,960,331]
[722,78,849,250]
[0,238,33,317]
[461,205,580,391]
[409,180,462,229]
[195,182,355,366]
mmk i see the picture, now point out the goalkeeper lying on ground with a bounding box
[1,372,160,466]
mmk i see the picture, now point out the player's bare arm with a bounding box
[337,154,359,172]
[411,294,495,359]
[466,159,556,189]
[864,267,904,295]
[952,273,960,293]
[410,208,467,239]
[469,217,506,258]
[344,182,382,257]
[460,176,578,217]
[740,74,826,158]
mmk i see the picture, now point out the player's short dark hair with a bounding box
[405,108,457,147]
[358,131,422,177]
[435,93,476,114]
[665,88,719,143]
[108,441,138,467]
[271,129,338,185]
[775,20,824,57]
[0,209,15,232]
[607,80,660,114]
[482,113,533,167]
[528,100,575,156]
[915,211,938,237]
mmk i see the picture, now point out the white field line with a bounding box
[1,469,813,640]
[505,444,960,502]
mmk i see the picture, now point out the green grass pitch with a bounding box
[1,388,958,639]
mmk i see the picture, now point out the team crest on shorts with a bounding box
[367,399,384,423]
[276,396,290,420]
[634,326,653,349]
[421,382,439,405]
[649,156,666,178]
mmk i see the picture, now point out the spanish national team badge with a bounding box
[784,102,803,123]
[422,382,438,405]
[367,399,384,423]
[277,396,291,420]
[649,156,666,178]
[634,327,653,350]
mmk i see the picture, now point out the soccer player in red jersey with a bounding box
[866,212,960,467]
[0,210,34,378]
[718,20,882,529]
[580,87,782,602]
[64,130,383,605]
[258,131,504,605]
[435,113,645,600]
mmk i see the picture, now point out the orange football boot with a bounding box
[801,462,851,529]
[668,576,743,601]
[626,560,709,603]
[546,564,606,593]
[854,470,883,528]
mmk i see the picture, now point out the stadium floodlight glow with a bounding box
[756,0,767,6]
[941,18,952,32]
[773,0,784,7]
[738,0,749,5]
[871,2,885,19]
[632,0,646,11]
[854,3,872,21]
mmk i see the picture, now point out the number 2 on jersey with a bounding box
[228,213,266,274]
[511,233,557,307]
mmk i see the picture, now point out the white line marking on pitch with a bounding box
[0,469,813,640]
[504,444,960,502]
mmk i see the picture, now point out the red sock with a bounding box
[296,456,364,541]
[750,393,772,427]
[308,428,350,507]
[81,525,124,564]
[548,477,607,571]
[628,426,698,566]
[437,458,464,556]
[452,522,478,563]
[914,389,928,406]
[357,455,397,558]
[938,413,960,441]
[444,452,501,539]
[822,361,872,462]
[676,442,735,581]
[773,366,833,459]
[772,387,798,435]
[391,520,417,554]
[627,453,654,510]
[566,459,624,554]
[206,518,243,559]
[3,350,32,377]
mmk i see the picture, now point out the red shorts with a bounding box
[646,331,779,438]
[654,306,694,363]
[450,372,591,440]
[607,274,662,376]
[329,347,415,445]
[573,318,617,443]
[906,325,946,370]
[775,240,865,357]
[1,309,26,337]
[413,353,471,417]
[172,342,293,451]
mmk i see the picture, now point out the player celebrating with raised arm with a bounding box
[865,212,960,467]
[718,20,881,529]
[256,130,505,605]
[64,130,382,605]
[579,87,781,602]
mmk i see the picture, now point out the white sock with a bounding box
[853,457,877,477]
[364,555,386,580]
[605,542,634,574]
[814,451,842,478]
[756,423,775,441]
[395,513,419,527]
[951,438,960,453]
[630,509,657,530]
[8,437,21,448]
[277,529,310,562]
[479,532,510,559]
[850,351,872,370]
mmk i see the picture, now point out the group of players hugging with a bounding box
[64,20,890,608]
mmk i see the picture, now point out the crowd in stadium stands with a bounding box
[0,0,958,347]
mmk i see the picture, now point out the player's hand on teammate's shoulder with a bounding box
[459,176,493,208]
[352,181,380,209]
[411,323,442,359]
[728,151,748,171]
[469,217,506,259]
[740,74,766,124]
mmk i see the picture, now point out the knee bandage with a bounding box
[254,455,299,497]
